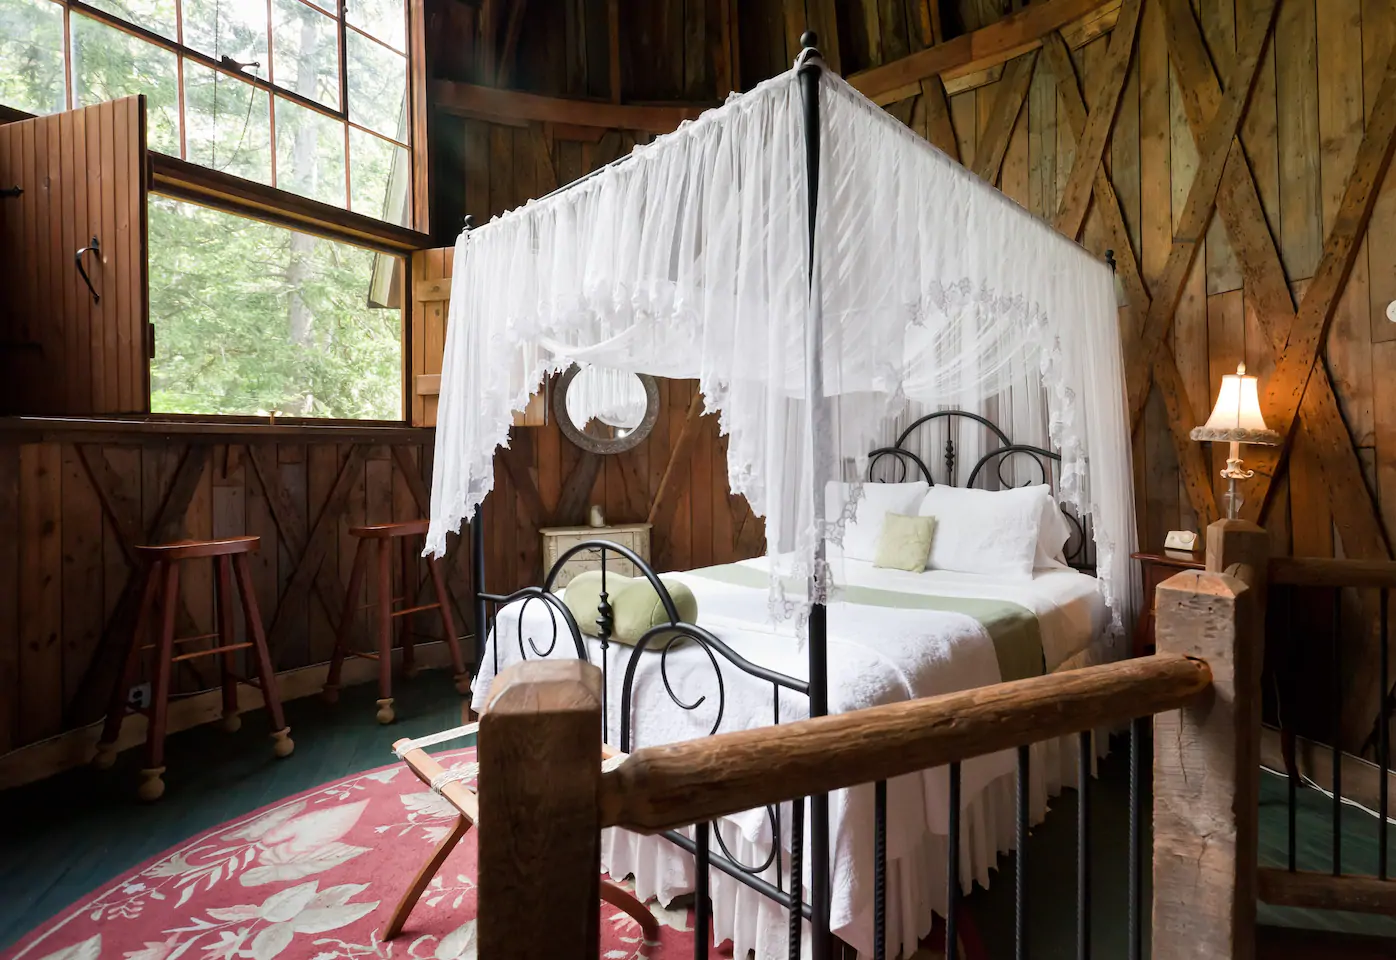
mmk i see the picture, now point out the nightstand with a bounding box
[1132,549,1206,657]
[540,523,653,587]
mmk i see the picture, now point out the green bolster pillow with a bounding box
[562,570,699,645]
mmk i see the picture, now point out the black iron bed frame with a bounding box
[463,34,1108,960]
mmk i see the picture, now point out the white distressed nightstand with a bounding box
[539,523,653,587]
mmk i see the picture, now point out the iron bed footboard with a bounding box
[473,534,816,950]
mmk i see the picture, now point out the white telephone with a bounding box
[1164,530,1200,551]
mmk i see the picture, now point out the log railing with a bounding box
[474,518,1269,959]
[1261,549,1395,919]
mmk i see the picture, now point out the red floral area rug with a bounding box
[3,749,975,960]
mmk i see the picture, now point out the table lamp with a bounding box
[1190,362,1280,519]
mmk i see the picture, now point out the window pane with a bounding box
[184,64,271,183]
[274,95,345,206]
[83,0,176,41]
[148,196,403,420]
[349,126,407,225]
[346,0,404,53]
[346,30,405,141]
[0,0,66,116]
[272,0,339,110]
[72,13,180,155]
[183,0,267,69]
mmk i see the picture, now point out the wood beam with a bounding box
[432,81,710,134]
[1245,43,1396,514]
[67,444,210,724]
[647,392,707,528]
[920,77,960,162]
[1124,0,1281,427]
[495,0,528,87]
[1162,0,1388,561]
[1052,0,1141,240]
[972,51,1039,184]
[1041,28,1219,525]
[848,0,1116,105]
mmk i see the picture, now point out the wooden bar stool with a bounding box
[92,536,294,800]
[324,520,469,724]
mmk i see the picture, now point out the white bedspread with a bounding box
[470,559,1107,958]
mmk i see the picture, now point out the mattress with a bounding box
[470,559,1109,958]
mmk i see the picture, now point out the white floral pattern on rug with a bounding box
[5,751,698,960]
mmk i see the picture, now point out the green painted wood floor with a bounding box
[1,673,1393,957]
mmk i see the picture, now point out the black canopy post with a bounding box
[798,29,833,960]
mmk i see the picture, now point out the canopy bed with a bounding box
[416,34,1137,960]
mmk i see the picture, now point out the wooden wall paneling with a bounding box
[668,381,694,570]
[1207,289,1246,506]
[338,445,366,654]
[56,109,78,413]
[19,444,63,743]
[710,430,735,567]
[1028,43,1056,219]
[1365,0,1396,346]
[1077,35,1108,257]
[0,445,17,753]
[244,444,280,653]
[98,103,119,411]
[35,111,55,410]
[1113,28,1143,266]
[1053,0,1140,240]
[278,445,311,667]
[1137,0,1174,542]
[211,447,247,655]
[973,52,1038,184]
[60,444,104,707]
[1318,0,1376,455]
[689,395,714,570]
[1197,0,1241,296]
[1275,0,1323,282]
[1001,58,1031,206]
[950,87,979,169]
[178,446,215,692]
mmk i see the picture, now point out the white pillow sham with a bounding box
[1033,486,1074,570]
[918,483,1049,580]
[826,481,930,563]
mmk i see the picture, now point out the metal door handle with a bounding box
[76,235,100,303]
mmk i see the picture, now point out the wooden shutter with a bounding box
[0,96,150,415]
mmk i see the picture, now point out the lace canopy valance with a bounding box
[427,63,1139,637]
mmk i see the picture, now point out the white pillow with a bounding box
[918,484,1049,580]
[1032,485,1074,570]
[826,481,930,563]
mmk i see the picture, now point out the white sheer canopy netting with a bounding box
[428,63,1139,638]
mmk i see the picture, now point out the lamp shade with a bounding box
[1190,363,1281,445]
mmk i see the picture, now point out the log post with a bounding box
[478,660,603,960]
[1152,518,1268,960]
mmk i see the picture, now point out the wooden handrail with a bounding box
[1268,555,1396,589]
[599,653,1210,833]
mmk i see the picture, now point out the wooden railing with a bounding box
[1260,549,1395,920]
[472,518,1270,959]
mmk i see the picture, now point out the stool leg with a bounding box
[399,536,417,679]
[139,560,181,802]
[427,555,470,696]
[215,555,241,733]
[375,539,395,724]
[93,563,162,769]
[232,553,294,760]
[325,540,369,704]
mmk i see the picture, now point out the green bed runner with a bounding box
[686,563,1045,683]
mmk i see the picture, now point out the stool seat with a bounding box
[134,536,260,561]
[348,520,430,539]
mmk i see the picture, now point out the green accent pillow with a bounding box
[611,577,700,646]
[561,571,700,646]
[562,570,634,637]
[873,512,937,572]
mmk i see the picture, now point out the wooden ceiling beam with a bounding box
[972,51,1039,184]
[848,0,1118,105]
[433,81,711,134]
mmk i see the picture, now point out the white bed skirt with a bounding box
[600,642,1111,960]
